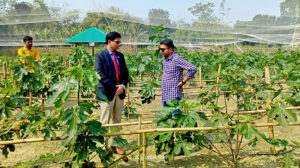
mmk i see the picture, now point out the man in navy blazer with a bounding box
[95,32,129,161]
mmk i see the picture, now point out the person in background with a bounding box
[18,36,41,71]
[17,36,41,111]
[95,32,129,162]
[160,39,197,117]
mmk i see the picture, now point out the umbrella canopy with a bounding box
[64,27,106,43]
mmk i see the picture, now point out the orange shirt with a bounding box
[17,46,41,71]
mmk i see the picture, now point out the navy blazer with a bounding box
[95,49,129,101]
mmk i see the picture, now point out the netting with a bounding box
[1,0,300,47]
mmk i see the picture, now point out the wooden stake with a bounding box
[3,62,6,78]
[2,122,300,146]
[41,94,45,111]
[215,64,222,105]
[63,58,67,67]
[265,66,276,154]
[142,132,147,168]
[199,66,202,86]
[137,116,142,164]
[255,75,259,110]
[3,62,7,88]
[127,83,130,121]
[29,92,33,106]
[199,66,204,111]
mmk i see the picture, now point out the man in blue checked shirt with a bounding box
[160,39,197,115]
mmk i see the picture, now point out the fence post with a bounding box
[41,94,45,111]
[3,62,7,88]
[199,66,204,111]
[127,83,130,121]
[255,75,259,110]
[215,64,222,105]
[29,92,33,106]
[142,132,147,168]
[265,66,276,154]
[63,58,67,67]
[199,66,202,87]
[137,116,142,164]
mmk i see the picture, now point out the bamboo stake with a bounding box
[255,75,259,110]
[3,62,7,88]
[29,92,32,106]
[63,58,67,67]
[102,122,300,136]
[265,66,276,154]
[0,137,63,145]
[5,105,300,131]
[41,94,45,111]
[215,64,222,105]
[2,122,300,146]
[142,132,147,168]
[102,121,152,127]
[127,83,130,121]
[137,116,142,164]
[199,66,202,87]
[199,66,204,111]
[0,89,293,101]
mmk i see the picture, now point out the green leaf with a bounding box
[113,136,131,150]
[181,142,191,157]
[173,143,182,155]
[159,132,173,142]
[268,103,297,126]
[238,124,262,140]
[78,150,88,162]
[86,120,107,136]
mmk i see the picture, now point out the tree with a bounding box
[188,2,218,23]
[148,8,172,26]
[251,14,277,26]
[0,0,16,16]
[278,0,300,25]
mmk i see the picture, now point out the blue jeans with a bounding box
[162,97,182,118]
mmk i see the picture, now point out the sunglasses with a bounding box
[159,48,169,52]
[112,40,121,44]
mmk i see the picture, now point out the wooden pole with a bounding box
[41,94,45,111]
[137,116,142,164]
[29,92,33,106]
[3,62,6,79]
[265,66,276,154]
[3,62,7,88]
[199,66,204,111]
[215,64,222,105]
[63,58,67,67]
[142,132,147,168]
[127,83,130,121]
[92,46,95,57]
[2,122,300,146]
[255,75,259,110]
[199,66,202,87]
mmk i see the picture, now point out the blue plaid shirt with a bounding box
[161,53,197,102]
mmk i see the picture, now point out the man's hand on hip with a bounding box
[176,82,184,91]
[116,84,124,96]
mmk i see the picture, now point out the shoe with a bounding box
[114,146,129,162]
[17,107,22,112]
[115,146,124,155]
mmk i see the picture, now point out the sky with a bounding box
[41,0,284,24]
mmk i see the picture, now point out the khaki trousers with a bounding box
[100,95,124,146]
